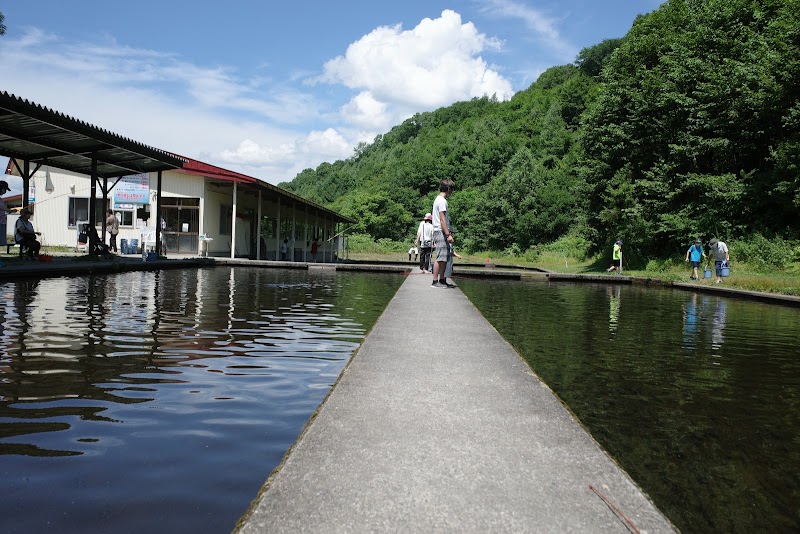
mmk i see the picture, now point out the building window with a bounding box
[116,209,135,226]
[220,205,232,235]
[68,198,105,227]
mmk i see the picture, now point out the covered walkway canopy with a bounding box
[1,91,355,261]
[0,90,185,255]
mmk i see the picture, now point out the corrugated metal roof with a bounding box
[0,91,353,224]
[176,158,257,184]
[176,156,354,223]
[0,91,185,177]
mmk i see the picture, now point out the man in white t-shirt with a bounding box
[708,237,729,284]
[431,179,455,288]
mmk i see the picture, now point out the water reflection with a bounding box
[607,285,620,334]
[682,294,729,352]
[0,268,402,533]
[711,298,727,349]
[459,279,800,533]
[682,293,700,349]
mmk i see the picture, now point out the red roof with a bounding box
[6,154,258,184]
[174,157,257,184]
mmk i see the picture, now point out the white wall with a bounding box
[10,166,341,261]
[19,167,206,249]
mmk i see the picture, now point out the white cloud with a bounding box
[217,129,354,180]
[340,92,390,130]
[478,0,577,60]
[321,10,513,127]
[219,139,294,165]
[299,129,354,163]
[0,10,519,186]
[0,28,329,184]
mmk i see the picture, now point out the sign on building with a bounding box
[114,173,150,204]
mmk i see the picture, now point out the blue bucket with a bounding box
[721,266,730,277]
[703,269,712,279]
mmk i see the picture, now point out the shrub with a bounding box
[503,243,523,257]
[345,234,407,254]
[523,247,541,262]
[731,234,791,270]
[346,233,378,253]
[538,234,593,261]
[645,258,679,272]
[375,238,406,254]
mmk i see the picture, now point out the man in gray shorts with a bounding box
[431,179,455,288]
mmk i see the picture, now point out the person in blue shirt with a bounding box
[684,238,706,280]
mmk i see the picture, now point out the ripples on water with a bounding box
[0,268,403,533]
[459,278,800,533]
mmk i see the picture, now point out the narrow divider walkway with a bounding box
[236,272,676,533]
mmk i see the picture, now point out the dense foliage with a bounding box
[282,0,800,265]
[583,0,800,260]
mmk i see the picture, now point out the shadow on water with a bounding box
[0,267,403,533]
[459,278,800,533]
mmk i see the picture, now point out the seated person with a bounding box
[14,208,41,258]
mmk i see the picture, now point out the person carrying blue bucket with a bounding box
[708,237,730,284]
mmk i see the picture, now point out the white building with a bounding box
[3,158,350,261]
[1,91,351,262]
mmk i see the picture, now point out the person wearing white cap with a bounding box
[708,237,729,284]
[415,212,434,272]
[0,180,10,248]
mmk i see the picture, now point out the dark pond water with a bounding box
[0,267,403,534]
[458,278,800,533]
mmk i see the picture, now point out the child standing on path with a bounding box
[685,238,706,280]
[606,240,623,275]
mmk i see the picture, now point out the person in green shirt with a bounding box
[605,240,623,275]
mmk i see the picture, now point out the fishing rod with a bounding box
[327,224,356,242]
[5,184,96,212]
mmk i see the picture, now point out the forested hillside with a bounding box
[282,0,800,264]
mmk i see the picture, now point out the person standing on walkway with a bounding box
[685,238,706,280]
[708,237,729,284]
[0,180,10,250]
[311,238,319,262]
[415,213,433,272]
[281,238,288,261]
[431,179,455,288]
[106,209,119,253]
[605,240,623,275]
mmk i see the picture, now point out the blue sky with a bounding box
[0,1,663,190]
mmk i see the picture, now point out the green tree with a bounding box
[574,38,624,77]
[582,0,800,257]
[0,11,6,36]
[333,191,413,241]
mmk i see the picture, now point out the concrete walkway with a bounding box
[236,272,676,533]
